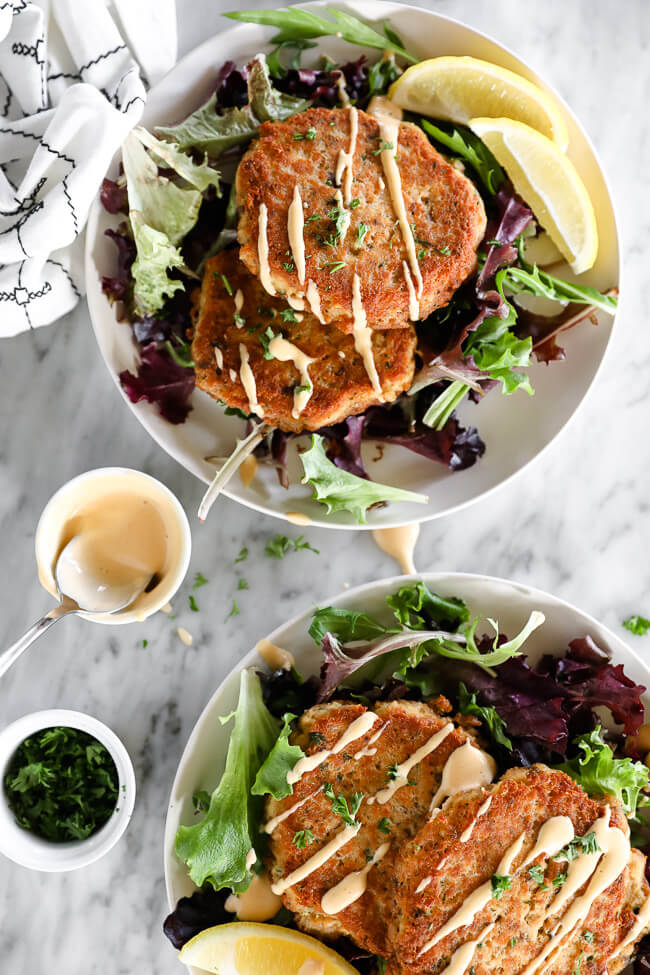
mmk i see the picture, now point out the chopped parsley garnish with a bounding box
[237,578,249,591]
[325,260,346,272]
[356,223,368,245]
[491,874,511,899]
[373,140,394,155]
[235,547,248,563]
[417,247,427,260]
[140,639,148,648]
[350,198,361,208]
[293,127,317,141]
[260,326,277,360]
[623,615,650,636]
[293,828,315,848]
[528,864,548,889]
[584,932,595,943]
[227,600,240,619]
[233,313,245,328]
[438,244,451,256]
[189,594,199,612]
[305,213,320,223]
[4,726,119,842]
[193,572,208,589]
[553,872,567,887]
[323,783,364,826]
[281,308,298,323]
[264,534,320,558]
[378,817,391,834]
[553,832,601,862]
[574,951,585,974]
[219,273,233,296]
[387,762,400,781]
[295,383,312,394]
[509,938,517,948]
[282,261,295,273]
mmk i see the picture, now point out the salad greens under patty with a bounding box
[164,580,650,969]
[4,726,119,842]
[101,6,617,524]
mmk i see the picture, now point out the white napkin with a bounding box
[0,0,177,338]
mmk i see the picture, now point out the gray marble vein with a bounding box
[1,1,650,972]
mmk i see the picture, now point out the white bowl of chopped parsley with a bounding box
[0,709,136,872]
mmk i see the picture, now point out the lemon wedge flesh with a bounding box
[179,922,361,975]
[470,117,598,274]
[389,55,569,150]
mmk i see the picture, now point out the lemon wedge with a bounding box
[389,56,569,150]
[469,117,598,274]
[179,922,360,975]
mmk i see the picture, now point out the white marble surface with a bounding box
[1,0,649,971]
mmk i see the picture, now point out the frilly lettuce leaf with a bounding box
[300,434,428,524]
[174,670,279,892]
[132,127,221,194]
[556,726,649,818]
[458,682,513,751]
[129,212,185,316]
[157,54,309,157]
[386,581,469,631]
[251,712,305,799]
[309,606,393,645]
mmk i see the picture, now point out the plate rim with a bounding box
[163,569,649,913]
[84,0,623,531]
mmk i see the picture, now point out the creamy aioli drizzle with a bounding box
[239,343,264,417]
[376,114,423,301]
[288,185,306,285]
[287,711,378,785]
[335,71,350,107]
[368,723,454,806]
[353,721,389,760]
[372,524,420,575]
[521,816,575,867]
[306,280,325,323]
[416,876,432,894]
[268,334,315,418]
[177,626,192,646]
[335,106,358,204]
[271,823,360,895]
[287,295,305,311]
[429,741,496,815]
[521,808,630,975]
[286,512,312,526]
[256,637,295,672]
[610,894,650,961]
[334,188,351,242]
[234,289,244,316]
[225,873,282,921]
[229,368,238,382]
[321,843,390,915]
[351,273,383,399]
[417,831,526,957]
[402,260,420,320]
[437,923,495,975]
[245,848,257,870]
[257,202,276,295]
[460,795,493,843]
[214,346,224,369]
[263,787,322,835]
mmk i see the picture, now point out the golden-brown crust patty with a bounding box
[191,250,416,433]
[264,700,478,955]
[389,764,650,975]
[236,106,486,332]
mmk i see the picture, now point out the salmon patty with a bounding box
[191,250,416,433]
[236,105,486,332]
[263,699,490,955]
[388,764,650,975]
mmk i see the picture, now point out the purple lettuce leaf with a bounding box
[475,183,533,309]
[515,303,599,365]
[102,223,136,303]
[100,177,128,214]
[274,56,369,107]
[119,343,195,424]
[213,60,248,109]
[163,887,230,950]
[319,414,368,478]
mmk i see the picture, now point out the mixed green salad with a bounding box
[163,580,650,972]
[101,7,617,524]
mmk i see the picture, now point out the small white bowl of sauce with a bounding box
[35,468,191,624]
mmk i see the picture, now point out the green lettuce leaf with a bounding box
[386,581,469,631]
[555,727,649,818]
[458,682,513,751]
[300,434,428,524]
[129,212,185,316]
[309,606,393,644]
[251,713,304,799]
[157,55,309,157]
[224,8,416,62]
[132,127,221,194]
[174,670,279,892]
[421,120,505,194]
[500,262,618,316]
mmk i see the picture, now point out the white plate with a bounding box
[85,1,620,529]
[163,571,649,975]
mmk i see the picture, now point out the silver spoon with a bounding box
[0,536,151,680]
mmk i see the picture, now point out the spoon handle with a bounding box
[0,608,69,679]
